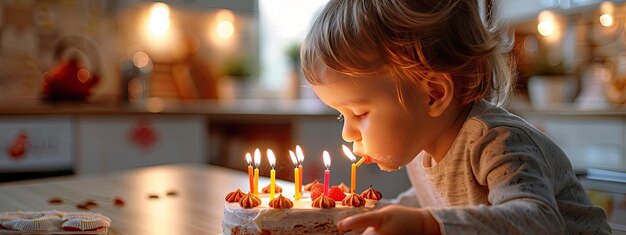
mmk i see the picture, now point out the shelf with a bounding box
[0,99,337,118]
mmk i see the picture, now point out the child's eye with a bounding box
[354,112,369,121]
[336,114,344,122]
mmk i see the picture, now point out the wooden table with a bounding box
[0,163,293,235]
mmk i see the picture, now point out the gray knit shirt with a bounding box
[396,100,611,234]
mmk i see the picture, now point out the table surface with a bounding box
[0,163,293,235]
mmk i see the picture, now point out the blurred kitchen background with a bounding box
[0,0,624,231]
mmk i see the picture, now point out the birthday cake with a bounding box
[222,182,382,235]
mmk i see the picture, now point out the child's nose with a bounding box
[341,121,361,142]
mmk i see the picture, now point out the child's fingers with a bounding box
[336,211,383,231]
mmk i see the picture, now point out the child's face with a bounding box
[312,68,438,171]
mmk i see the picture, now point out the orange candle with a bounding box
[296,145,305,193]
[253,148,261,196]
[342,145,363,193]
[267,149,277,200]
[289,150,300,200]
[246,152,253,193]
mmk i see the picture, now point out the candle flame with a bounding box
[267,149,276,168]
[246,152,252,165]
[289,150,298,166]
[254,148,261,168]
[342,145,356,162]
[296,145,305,164]
[323,150,331,169]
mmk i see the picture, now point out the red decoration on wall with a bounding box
[8,130,28,160]
[129,120,158,151]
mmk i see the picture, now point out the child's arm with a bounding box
[424,125,609,234]
[337,205,441,234]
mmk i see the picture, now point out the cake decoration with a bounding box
[225,188,246,203]
[303,179,320,191]
[342,193,366,207]
[311,190,323,200]
[337,183,350,193]
[268,194,293,209]
[360,186,382,200]
[239,192,261,209]
[311,194,336,209]
[328,186,346,201]
[262,184,282,194]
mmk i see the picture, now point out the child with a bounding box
[301,0,611,234]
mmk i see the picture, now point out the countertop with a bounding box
[0,163,293,234]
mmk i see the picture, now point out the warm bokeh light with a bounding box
[600,14,614,27]
[537,21,555,36]
[148,2,170,36]
[207,9,236,49]
[217,20,234,39]
[537,10,561,43]
[133,51,151,68]
[599,1,615,27]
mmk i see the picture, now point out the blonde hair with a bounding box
[301,0,515,107]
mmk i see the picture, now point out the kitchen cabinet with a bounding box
[0,117,74,173]
[0,114,206,176]
[76,115,206,174]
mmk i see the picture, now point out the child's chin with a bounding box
[376,163,403,172]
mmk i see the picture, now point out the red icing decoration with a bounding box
[311,190,322,200]
[310,183,324,193]
[114,197,125,206]
[129,120,158,151]
[48,197,64,204]
[328,186,346,201]
[8,131,27,160]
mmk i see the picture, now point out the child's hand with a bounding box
[336,205,441,235]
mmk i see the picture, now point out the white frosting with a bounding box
[222,193,376,235]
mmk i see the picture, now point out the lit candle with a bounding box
[342,145,360,193]
[289,150,300,200]
[246,152,253,193]
[267,149,277,200]
[253,148,261,196]
[295,145,305,193]
[322,150,331,196]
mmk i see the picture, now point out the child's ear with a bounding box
[424,72,454,117]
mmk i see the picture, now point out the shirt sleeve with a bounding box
[429,126,566,235]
